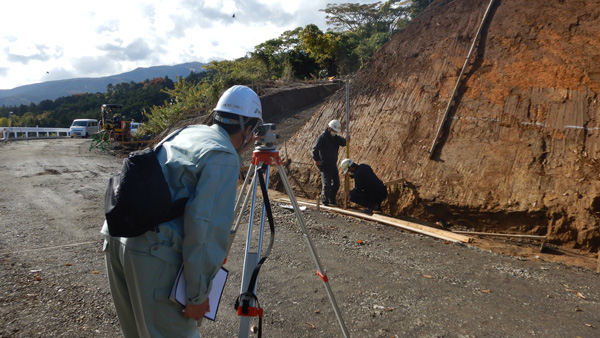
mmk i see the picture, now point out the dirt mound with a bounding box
[275,0,600,252]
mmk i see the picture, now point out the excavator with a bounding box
[90,103,134,150]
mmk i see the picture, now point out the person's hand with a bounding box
[182,299,210,320]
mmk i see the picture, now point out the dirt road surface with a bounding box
[1,138,599,338]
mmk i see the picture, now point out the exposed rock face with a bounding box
[275,0,600,251]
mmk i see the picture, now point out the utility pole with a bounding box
[343,80,351,208]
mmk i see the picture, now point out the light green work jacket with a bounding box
[102,124,239,305]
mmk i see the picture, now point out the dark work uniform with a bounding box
[349,164,387,210]
[312,128,346,205]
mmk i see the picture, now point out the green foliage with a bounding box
[142,58,269,135]
[355,31,393,67]
[299,24,346,77]
[203,57,268,96]
[316,0,417,75]
[321,1,410,35]
[252,27,319,79]
[142,77,214,135]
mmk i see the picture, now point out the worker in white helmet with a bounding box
[102,85,262,337]
[312,119,347,206]
[340,158,387,214]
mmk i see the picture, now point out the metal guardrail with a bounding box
[1,127,71,141]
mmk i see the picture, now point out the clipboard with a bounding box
[169,266,229,321]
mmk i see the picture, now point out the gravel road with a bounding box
[1,138,599,338]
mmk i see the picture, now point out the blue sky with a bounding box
[0,0,381,90]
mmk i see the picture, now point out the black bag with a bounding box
[105,129,188,237]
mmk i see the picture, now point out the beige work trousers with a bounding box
[104,236,202,338]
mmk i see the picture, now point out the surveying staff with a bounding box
[102,85,262,338]
[312,119,346,206]
[340,158,387,214]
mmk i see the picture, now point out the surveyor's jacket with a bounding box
[102,124,238,306]
[312,128,346,167]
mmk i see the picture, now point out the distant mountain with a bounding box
[0,62,206,107]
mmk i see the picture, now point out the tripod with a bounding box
[230,145,350,338]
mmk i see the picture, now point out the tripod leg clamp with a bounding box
[235,292,264,337]
[317,271,329,282]
[234,292,264,317]
[236,305,264,317]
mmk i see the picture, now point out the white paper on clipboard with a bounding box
[169,266,229,321]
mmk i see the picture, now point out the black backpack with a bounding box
[104,128,188,237]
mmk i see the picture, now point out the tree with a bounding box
[143,77,214,135]
[203,57,267,100]
[321,1,410,35]
[252,27,321,80]
[253,38,286,78]
[317,1,415,74]
[299,24,342,77]
[321,2,381,33]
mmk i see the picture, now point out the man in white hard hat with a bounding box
[312,119,346,206]
[102,85,262,337]
[340,158,387,214]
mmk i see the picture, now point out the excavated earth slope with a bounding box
[275,0,600,252]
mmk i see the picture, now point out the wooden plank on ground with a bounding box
[452,230,546,240]
[274,198,472,244]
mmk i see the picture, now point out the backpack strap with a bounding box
[153,127,188,224]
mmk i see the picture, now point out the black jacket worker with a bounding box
[340,158,387,214]
[312,119,346,206]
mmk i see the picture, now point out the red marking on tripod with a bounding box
[317,271,329,282]
[236,306,264,317]
[252,151,283,165]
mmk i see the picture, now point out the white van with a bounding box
[130,122,144,136]
[70,119,99,138]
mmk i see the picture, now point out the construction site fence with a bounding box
[1,127,71,141]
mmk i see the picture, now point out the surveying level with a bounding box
[230,123,350,338]
[253,123,278,150]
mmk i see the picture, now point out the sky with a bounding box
[0,0,381,90]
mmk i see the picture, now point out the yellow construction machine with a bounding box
[90,103,134,150]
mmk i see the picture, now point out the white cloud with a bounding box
[0,0,380,89]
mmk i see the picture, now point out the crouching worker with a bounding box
[102,85,262,338]
[340,158,388,214]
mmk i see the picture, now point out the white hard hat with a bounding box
[214,85,263,122]
[328,119,341,133]
[339,158,354,174]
